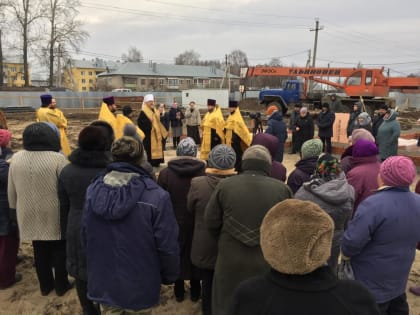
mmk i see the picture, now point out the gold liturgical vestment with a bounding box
[200,105,225,160]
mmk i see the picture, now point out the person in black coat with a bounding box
[58,126,112,315]
[265,106,288,163]
[316,103,335,154]
[159,104,170,151]
[230,199,380,315]
[347,102,362,137]
[294,107,314,153]
[372,103,388,139]
[168,102,185,148]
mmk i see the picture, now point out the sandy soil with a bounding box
[1,109,420,315]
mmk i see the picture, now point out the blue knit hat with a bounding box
[176,137,197,157]
[208,144,236,170]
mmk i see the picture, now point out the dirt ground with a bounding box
[1,108,420,315]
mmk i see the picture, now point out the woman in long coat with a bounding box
[58,126,112,314]
[158,138,206,302]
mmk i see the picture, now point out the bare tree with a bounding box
[175,49,200,65]
[229,49,248,76]
[45,0,88,87]
[268,57,282,66]
[6,0,44,87]
[121,46,143,63]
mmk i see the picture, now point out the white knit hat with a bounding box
[144,94,154,102]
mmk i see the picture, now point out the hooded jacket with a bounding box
[376,110,400,160]
[157,157,206,279]
[205,158,292,315]
[286,156,318,194]
[294,172,354,271]
[82,162,179,311]
[265,111,287,162]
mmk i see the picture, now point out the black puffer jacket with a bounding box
[58,148,111,280]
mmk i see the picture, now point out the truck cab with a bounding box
[258,79,303,114]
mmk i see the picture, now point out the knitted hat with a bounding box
[42,122,60,139]
[301,139,323,159]
[90,120,115,150]
[207,99,216,106]
[176,137,197,157]
[242,145,272,175]
[40,94,52,107]
[261,199,334,275]
[352,139,378,158]
[321,102,329,109]
[379,156,416,187]
[300,107,308,115]
[78,126,108,151]
[208,144,236,170]
[103,96,114,106]
[122,105,133,117]
[315,154,341,178]
[266,105,277,116]
[23,122,60,152]
[0,129,11,147]
[111,136,144,164]
[351,128,375,143]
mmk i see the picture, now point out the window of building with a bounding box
[141,79,146,85]
[82,87,87,91]
[81,79,86,83]
[159,79,165,86]
[168,78,179,86]
[88,71,93,76]
[89,79,93,84]
[81,71,85,75]
[11,67,16,72]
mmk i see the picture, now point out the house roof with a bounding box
[70,59,120,71]
[97,62,237,78]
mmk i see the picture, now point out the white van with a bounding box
[112,88,132,93]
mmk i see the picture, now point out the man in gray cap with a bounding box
[205,145,292,315]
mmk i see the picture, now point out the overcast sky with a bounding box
[74,0,420,76]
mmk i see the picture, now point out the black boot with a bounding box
[174,280,185,302]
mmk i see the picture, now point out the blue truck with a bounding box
[259,79,322,114]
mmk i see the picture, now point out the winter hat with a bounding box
[228,100,238,108]
[352,139,378,158]
[176,137,197,157]
[300,107,308,115]
[251,133,279,159]
[208,144,236,170]
[379,156,416,187]
[351,128,375,143]
[123,124,141,142]
[241,145,272,175]
[266,105,277,116]
[40,94,52,107]
[90,120,115,150]
[357,112,372,126]
[102,96,114,106]
[261,199,334,275]
[301,139,323,159]
[23,122,60,152]
[0,129,11,147]
[78,126,108,151]
[42,122,60,139]
[111,136,144,164]
[315,154,341,179]
[207,99,216,106]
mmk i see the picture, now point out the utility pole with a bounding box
[220,54,229,89]
[310,18,323,68]
[56,44,62,87]
[305,49,311,68]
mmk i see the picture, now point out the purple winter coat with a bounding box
[251,133,287,182]
[346,155,380,215]
[286,156,318,194]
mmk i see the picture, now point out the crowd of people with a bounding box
[0,93,419,315]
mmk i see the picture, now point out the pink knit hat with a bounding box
[379,156,416,187]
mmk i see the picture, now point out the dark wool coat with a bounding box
[317,110,335,138]
[286,156,318,194]
[158,157,206,280]
[346,155,380,213]
[347,109,362,136]
[230,267,380,315]
[205,159,292,315]
[376,111,400,161]
[160,112,170,131]
[187,172,235,270]
[294,113,314,151]
[372,114,384,138]
[265,111,287,163]
[168,107,185,128]
[340,145,353,173]
[58,149,111,280]
[0,149,13,236]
